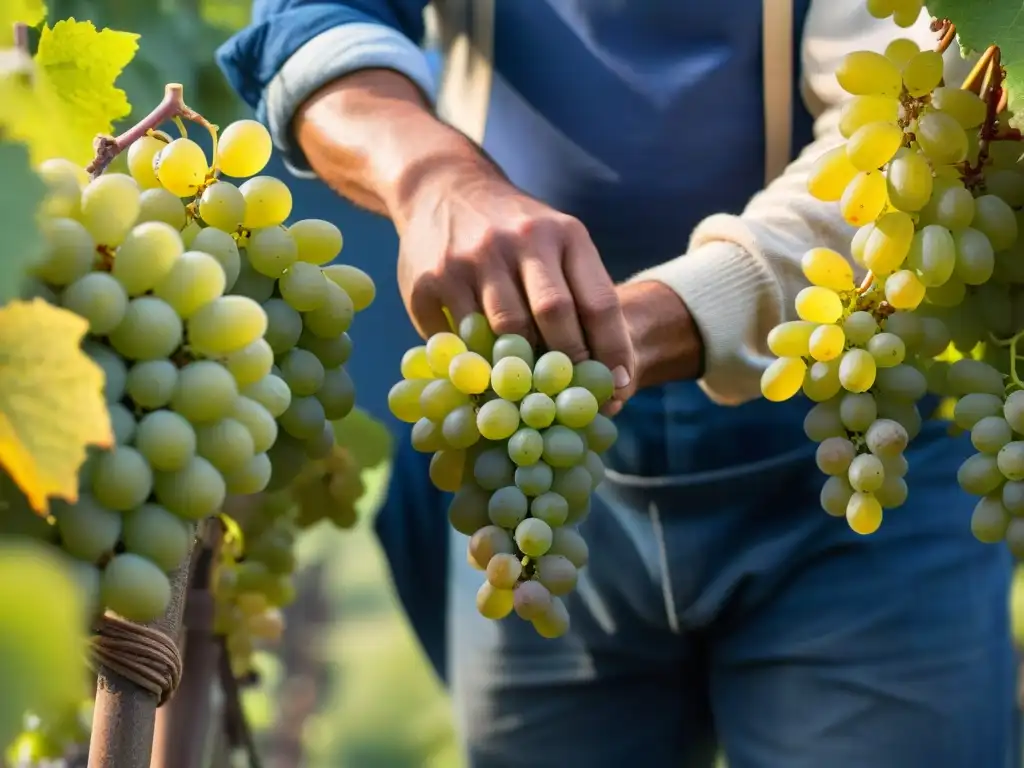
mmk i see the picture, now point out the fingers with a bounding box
[439,283,481,332]
[562,227,635,396]
[479,262,537,344]
[519,248,589,362]
[406,272,451,339]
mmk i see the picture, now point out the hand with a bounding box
[394,162,635,400]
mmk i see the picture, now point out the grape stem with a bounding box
[990,330,1024,391]
[966,47,1004,180]
[933,19,957,54]
[856,271,875,295]
[961,45,999,94]
[86,83,220,180]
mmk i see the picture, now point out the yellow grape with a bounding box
[884,270,926,309]
[449,351,492,394]
[807,145,859,202]
[836,51,902,99]
[808,324,845,362]
[429,449,465,492]
[760,357,807,402]
[401,346,434,379]
[426,332,468,376]
[795,286,843,323]
[801,247,855,291]
[915,112,968,166]
[884,38,920,68]
[767,320,817,357]
[216,120,273,179]
[240,176,293,229]
[846,492,883,534]
[388,378,429,422]
[127,135,165,189]
[886,150,933,212]
[891,0,924,28]
[931,88,987,129]
[154,138,209,197]
[839,95,899,139]
[846,122,903,171]
[476,583,514,620]
[838,348,877,392]
[866,0,896,19]
[803,359,842,401]
[901,50,944,98]
[851,223,874,268]
[863,211,914,275]
[840,171,887,226]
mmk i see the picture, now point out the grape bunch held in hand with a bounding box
[21,115,373,624]
[388,313,616,638]
[761,24,1024,546]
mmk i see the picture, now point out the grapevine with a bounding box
[761,1,1024,545]
[0,11,379,768]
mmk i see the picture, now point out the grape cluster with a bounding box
[762,26,1024,542]
[18,118,373,623]
[387,313,615,638]
[865,0,925,28]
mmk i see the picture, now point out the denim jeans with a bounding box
[444,433,1016,768]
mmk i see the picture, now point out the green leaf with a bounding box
[926,0,1024,128]
[0,142,47,306]
[332,408,393,471]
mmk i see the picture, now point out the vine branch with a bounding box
[85,83,219,179]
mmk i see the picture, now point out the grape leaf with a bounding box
[0,0,47,46]
[0,141,47,305]
[926,0,1024,128]
[0,299,113,514]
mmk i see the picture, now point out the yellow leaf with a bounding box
[0,299,113,514]
[0,0,46,46]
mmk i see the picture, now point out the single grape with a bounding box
[459,312,497,357]
[193,227,242,289]
[535,555,578,596]
[515,517,553,557]
[508,428,544,466]
[442,404,482,449]
[554,386,599,428]
[488,486,529,528]
[279,262,329,311]
[808,145,859,202]
[198,182,246,233]
[153,250,227,319]
[240,176,293,229]
[278,395,327,440]
[153,456,227,521]
[541,425,586,468]
[820,475,855,517]
[303,280,354,338]
[196,418,256,474]
[760,357,806,402]
[429,449,466,492]
[468,525,514,568]
[767,320,816,357]
[188,295,268,355]
[135,410,197,472]
[815,437,856,476]
[171,360,239,423]
[243,374,292,418]
[474,448,516,491]
[520,392,557,429]
[80,173,141,246]
[449,351,492,394]
[91,447,153,512]
[113,221,184,296]
[154,138,209,197]
[477,398,521,441]
[62,272,128,335]
[476,582,514,620]
[516,462,554,496]
[289,219,343,265]
[101,554,172,622]
[51,496,121,562]
[121,504,193,572]
[447,485,492,536]
[846,492,883,535]
[513,580,553,621]
[322,264,376,311]
[316,365,356,420]
[216,120,273,178]
[127,134,165,189]
[278,348,325,396]
[231,397,279,454]
[108,297,184,361]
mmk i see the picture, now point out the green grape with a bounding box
[449,351,492,394]
[153,456,227,520]
[442,404,481,449]
[288,219,343,265]
[303,280,354,338]
[1005,482,1024,515]
[35,218,95,285]
[532,351,574,395]
[1005,391,1024,432]
[971,416,1012,455]
[917,317,951,358]
[839,392,876,432]
[836,51,902,98]
[508,427,544,466]
[866,332,905,367]
[51,495,121,562]
[583,413,618,453]
[920,179,975,230]
[62,272,128,335]
[570,360,615,404]
[91,447,153,512]
[426,332,468,376]
[491,356,533,401]
[84,341,128,401]
[153,250,227,318]
[839,94,899,138]
[958,452,1004,495]
[240,176,292,229]
[901,50,943,97]
[299,329,351,367]
[279,348,325,396]
[153,138,208,197]
[262,298,303,354]
[322,264,375,311]
[890,0,923,26]
[198,181,246,232]
[848,453,885,494]
[476,582,514,619]
[231,396,278,453]
[101,554,172,622]
[520,392,557,429]
[121,504,192,572]
[953,228,995,285]
[866,0,896,19]
[108,297,183,361]
[279,395,327,440]
[192,227,242,289]
[412,418,446,453]
[551,466,592,509]
[530,491,568,527]
[38,157,85,218]
[998,442,1024,482]
[477,398,521,440]
[137,188,187,229]
[400,345,433,379]
[188,295,268,355]
[492,334,534,366]
[389,379,429,422]
[181,220,202,247]
[875,474,908,508]
[459,312,496,356]
[196,418,256,474]
[486,552,523,589]
[906,225,955,287]
[129,136,166,190]
[838,348,876,393]
[279,262,329,311]
[316,365,356,419]
[885,150,932,212]
[216,119,273,178]
[874,364,927,401]
[803,359,842,402]
[474,447,516,491]
[515,518,553,557]
[80,173,141,246]
[109,402,138,444]
[113,221,185,296]
[541,425,586,467]
[134,410,197,472]
[247,226,298,278]
[171,360,239,423]
[448,485,491,535]
[224,338,274,387]
[972,495,1010,543]
[985,169,1024,207]
[429,449,465,492]
[488,486,529,528]
[584,450,605,488]
[516,462,553,496]
[931,87,987,129]
[554,386,599,428]
[547,527,589,568]
[820,475,855,517]
[972,195,1018,252]
[535,555,578,596]
[243,374,292,418]
[915,112,969,166]
[421,379,469,421]
[223,452,273,495]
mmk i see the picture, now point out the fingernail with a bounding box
[612,366,631,388]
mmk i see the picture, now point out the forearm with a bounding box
[294,69,500,231]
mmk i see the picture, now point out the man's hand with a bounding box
[394,162,636,401]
